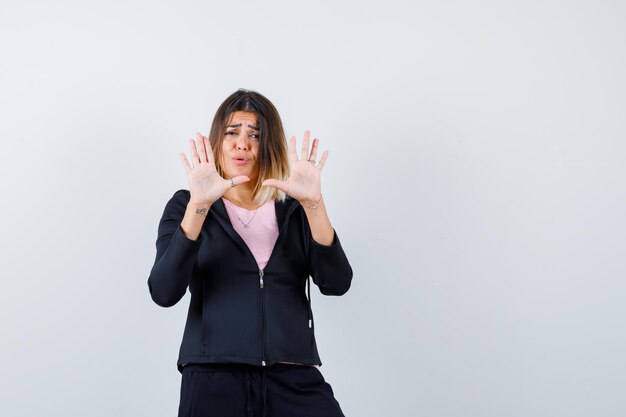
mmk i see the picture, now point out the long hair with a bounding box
[208,88,290,204]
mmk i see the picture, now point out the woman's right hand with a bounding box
[180,132,250,205]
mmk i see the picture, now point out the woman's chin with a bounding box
[227,168,258,183]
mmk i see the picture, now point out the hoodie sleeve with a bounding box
[307,228,353,296]
[147,189,204,307]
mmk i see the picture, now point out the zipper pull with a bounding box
[259,269,264,288]
[308,319,312,328]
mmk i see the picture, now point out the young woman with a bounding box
[147,88,353,417]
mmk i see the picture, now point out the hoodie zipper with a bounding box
[259,269,268,366]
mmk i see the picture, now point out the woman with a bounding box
[147,88,353,417]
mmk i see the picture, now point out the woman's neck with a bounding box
[222,184,261,210]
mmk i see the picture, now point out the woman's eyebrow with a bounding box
[226,123,259,131]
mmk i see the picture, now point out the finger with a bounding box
[262,179,289,194]
[300,130,311,162]
[195,132,208,163]
[309,138,319,163]
[317,150,329,171]
[180,153,192,175]
[189,138,200,167]
[202,135,215,164]
[288,136,298,164]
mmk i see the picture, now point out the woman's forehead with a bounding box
[226,111,258,125]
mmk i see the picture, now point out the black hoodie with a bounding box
[147,189,353,374]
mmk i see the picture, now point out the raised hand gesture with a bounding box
[180,132,250,205]
[262,130,328,208]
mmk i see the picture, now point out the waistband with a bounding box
[181,362,308,373]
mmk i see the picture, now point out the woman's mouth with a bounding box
[232,157,249,165]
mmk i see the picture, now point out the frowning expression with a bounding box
[220,111,260,181]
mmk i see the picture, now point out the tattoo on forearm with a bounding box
[195,208,208,217]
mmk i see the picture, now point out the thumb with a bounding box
[262,179,288,193]
[228,175,251,187]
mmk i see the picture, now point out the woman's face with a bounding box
[220,111,261,181]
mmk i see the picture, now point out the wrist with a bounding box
[187,201,213,216]
[301,194,323,209]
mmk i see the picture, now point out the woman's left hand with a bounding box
[262,130,328,207]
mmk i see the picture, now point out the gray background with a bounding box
[1,0,625,416]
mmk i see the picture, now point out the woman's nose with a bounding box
[236,136,249,150]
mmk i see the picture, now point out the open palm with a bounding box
[180,132,250,205]
[262,130,328,206]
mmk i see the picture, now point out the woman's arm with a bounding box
[148,132,249,307]
[262,131,353,294]
[302,195,334,246]
[181,200,212,240]
[306,221,353,296]
[147,190,206,307]
[304,196,353,296]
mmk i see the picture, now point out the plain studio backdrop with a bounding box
[1,0,625,416]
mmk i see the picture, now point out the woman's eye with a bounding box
[224,132,258,139]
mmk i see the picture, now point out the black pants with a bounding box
[178,363,346,417]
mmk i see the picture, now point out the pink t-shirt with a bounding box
[222,197,278,270]
[222,197,320,369]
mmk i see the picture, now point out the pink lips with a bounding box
[232,157,249,165]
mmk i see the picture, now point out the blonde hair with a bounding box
[208,89,290,205]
